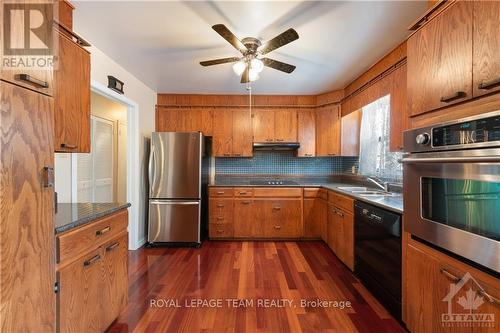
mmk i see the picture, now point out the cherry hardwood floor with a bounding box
[107,241,405,333]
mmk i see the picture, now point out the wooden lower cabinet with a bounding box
[57,211,129,333]
[326,192,354,271]
[234,199,258,237]
[263,199,302,238]
[304,197,327,239]
[405,238,500,333]
[209,198,234,238]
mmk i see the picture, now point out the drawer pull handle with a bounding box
[61,143,78,149]
[233,154,241,157]
[96,226,111,236]
[273,225,282,229]
[216,229,224,233]
[266,138,273,142]
[276,139,284,142]
[273,206,281,210]
[217,204,224,208]
[239,191,247,195]
[217,191,225,195]
[18,74,49,88]
[328,153,336,156]
[223,153,230,157]
[440,91,466,103]
[84,254,101,267]
[478,78,500,90]
[216,217,224,220]
[242,201,251,205]
[478,289,500,306]
[440,268,461,283]
[304,154,313,157]
[106,242,120,252]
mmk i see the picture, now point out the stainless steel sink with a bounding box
[357,191,400,197]
[337,186,368,192]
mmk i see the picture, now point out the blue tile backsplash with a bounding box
[215,151,359,175]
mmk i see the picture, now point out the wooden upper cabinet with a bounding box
[472,0,500,97]
[340,109,361,156]
[213,109,233,157]
[54,30,91,152]
[156,107,184,132]
[297,110,316,157]
[252,109,274,142]
[407,1,473,116]
[156,107,213,135]
[274,109,297,142]
[390,64,408,152]
[232,108,252,157]
[316,105,341,156]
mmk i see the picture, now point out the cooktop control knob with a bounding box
[416,133,430,145]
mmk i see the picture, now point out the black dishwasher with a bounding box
[354,201,402,321]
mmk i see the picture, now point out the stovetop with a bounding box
[249,180,300,186]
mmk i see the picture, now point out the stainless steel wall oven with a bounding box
[403,111,500,273]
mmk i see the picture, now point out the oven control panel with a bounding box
[404,111,500,152]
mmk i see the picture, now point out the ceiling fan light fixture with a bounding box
[250,58,264,73]
[232,60,246,76]
[248,69,259,82]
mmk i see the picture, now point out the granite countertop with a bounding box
[55,202,131,234]
[210,176,403,214]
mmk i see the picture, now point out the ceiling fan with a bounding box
[200,24,299,83]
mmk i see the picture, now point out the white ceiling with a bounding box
[73,1,426,95]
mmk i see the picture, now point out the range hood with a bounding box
[253,142,300,150]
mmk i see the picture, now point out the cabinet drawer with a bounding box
[209,187,233,197]
[209,223,234,238]
[328,191,354,213]
[253,187,302,198]
[1,70,54,96]
[234,188,253,197]
[304,188,327,199]
[264,199,302,238]
[209,198,233,224]
[57,209,128,264]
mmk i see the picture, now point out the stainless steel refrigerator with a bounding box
[147,132,209,246]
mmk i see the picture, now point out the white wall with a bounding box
[54,42,156,250]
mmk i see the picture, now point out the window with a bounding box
[358,95,402,182]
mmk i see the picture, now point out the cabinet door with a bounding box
[59,249,103,333]
[101,234,128,330]
[274,109,297,142]
[0,82,55,332]
[264,199,302,238]
[297,110,316,157]
[304,198,325,238]
[155,107,184,132]
[316,106,341,156]
[327,203,337,251]
[472,0,500,97]
[407,1,473,116]
[213,109,233,157]
[339,210,354,271]
[252,110,274,142]
[471,277,500,333]
[234,199,258,237]
[232,108,253,157]
[201,107,214,136]
[184,108,202,132]
[340,110,361,156]
[54,31,91,152]
[390,64,408,152]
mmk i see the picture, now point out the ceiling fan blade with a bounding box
[212,24,247,54]
[262,58,296,73]
[200,57,240,66]
[241,68,249,83]
[259,28,299,55]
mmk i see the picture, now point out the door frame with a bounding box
[88,80,141,250]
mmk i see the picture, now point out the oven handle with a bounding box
[401,156,500,164]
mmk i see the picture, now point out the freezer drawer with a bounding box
[148,200,200,243]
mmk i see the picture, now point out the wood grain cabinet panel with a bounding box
[101,233,128,330]
[234,199,259,237]
[316,105,341,156]
[232,108,252,157]
[472,0,500,97]
[0,81,55,332]
[263,199,302,238]
[274,109,297,142]
[303,197,327,238]
[54,30,91,152]
[252,109,274,142]
[155,107,184,132]
[340,109,361,156]
[213,109,233,157]
[407,1,473,116]
[297,110,316,157]
[389,64,408,152]
[209,198,233,225]
[327,203,337,251]
[58,248,103,333]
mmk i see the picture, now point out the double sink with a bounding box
[337,186,400,197]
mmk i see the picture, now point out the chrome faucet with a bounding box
[366,177,388,192]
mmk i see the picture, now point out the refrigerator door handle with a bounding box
[149,200,199,205]
[148,147,156,194]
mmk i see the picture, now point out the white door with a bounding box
[76,116,114,202]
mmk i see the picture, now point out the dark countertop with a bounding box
[210,176,403,214]
[55,202,131,234]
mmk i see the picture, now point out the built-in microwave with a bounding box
[403,111,500,273]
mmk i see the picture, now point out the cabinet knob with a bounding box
[216,217,224,221]
[233,154,241,157]
[217,204,224,208]
[305,154,313,157]
[216,229,224,233]
[273,225,282,230]
[242,201,251,205]
[273,206,281,210]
